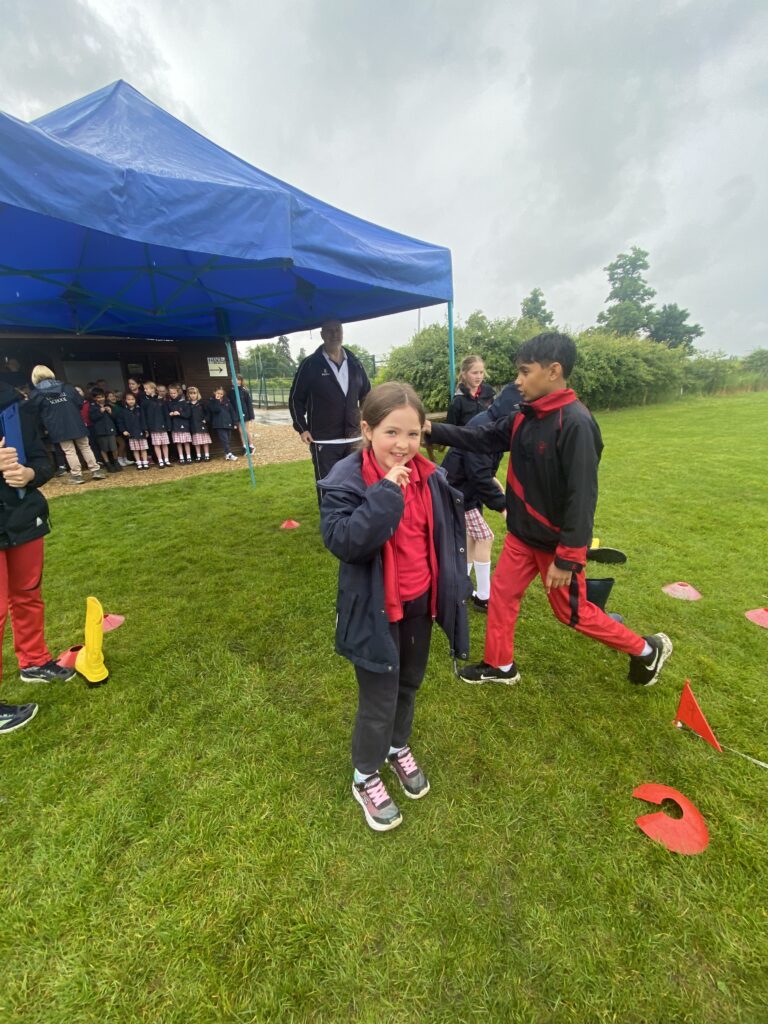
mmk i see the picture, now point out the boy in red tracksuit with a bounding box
[425,332,672,688]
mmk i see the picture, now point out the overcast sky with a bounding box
[1,0,765,358]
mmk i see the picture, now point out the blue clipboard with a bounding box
[0,401,27,498]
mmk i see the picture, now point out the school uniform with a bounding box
[207,396,236,454]
[142,394,171,445]
[430,388,647,665]
[119,404,148,451]
[88,401,118,453]
[446,382,495,426]
[167,396,192,442]
[188,401,212,446]
[319,449,471,774]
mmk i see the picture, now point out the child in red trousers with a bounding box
[425,333,672,689]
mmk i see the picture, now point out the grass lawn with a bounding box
[1,391,766,1024]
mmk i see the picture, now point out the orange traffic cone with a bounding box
[75,596,109,685]
[56,645,83,669]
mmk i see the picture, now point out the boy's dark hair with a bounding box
[516,333,577,378]
[90,386,105,398]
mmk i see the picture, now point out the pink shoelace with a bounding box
[364,775,391,808]
[393,747,418,775]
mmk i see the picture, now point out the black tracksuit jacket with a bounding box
[289,346,371,441]
[446,382,496,426]
[441,384,522,513]
[430,388,602,572]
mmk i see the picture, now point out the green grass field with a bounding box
[1,392,766,1024]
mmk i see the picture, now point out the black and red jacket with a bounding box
[430,388,602,572]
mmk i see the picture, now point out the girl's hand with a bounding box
[0,439,34,487]
[384,464,411,489]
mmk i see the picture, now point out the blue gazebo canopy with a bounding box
[0,80,452,340]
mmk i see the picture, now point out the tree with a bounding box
[276,336,294,369]
[648,303,703,353]
[597,247,656,335]
[297,347,307,363]
[742,348,768,376]
[520,287,554,327]
[344,343,376,379]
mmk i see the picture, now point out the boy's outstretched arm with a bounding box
[426,414,514,454]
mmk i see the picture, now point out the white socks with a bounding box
[639,642,652,658]
[473,561,491,601]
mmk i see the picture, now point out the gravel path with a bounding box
[41,423,309,499]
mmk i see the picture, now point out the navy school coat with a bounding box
[318,451,472,674]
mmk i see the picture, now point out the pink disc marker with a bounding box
[280,519,300,529]
[662,582,702,601]
[102,613,125,632]
[745,608,768,629]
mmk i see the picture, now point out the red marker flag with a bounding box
[674,679,722,752]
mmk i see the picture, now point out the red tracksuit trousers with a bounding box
[484,533,646,667]
[0,538,51,679]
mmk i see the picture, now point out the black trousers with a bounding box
[216,428,231,454]
[312,441,356,506]
[352,591,433,775]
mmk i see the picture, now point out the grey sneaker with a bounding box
[91,469,106,480]
[458,661,521,685]
[69,473,85,485]
[387,746,430,799]
[0,703,38,733]
[20,661,76,683]
[628,633,673,687]
[352,773,403,831]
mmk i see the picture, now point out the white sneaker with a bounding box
[225,452,238,461]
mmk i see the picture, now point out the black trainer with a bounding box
[20,661,77,683]
[0,703,38,733]
[458,661,521,685]
[471,594,489,612]
[628,633,673,687]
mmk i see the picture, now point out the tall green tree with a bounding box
[648,303,703,353]
[597,247,656,335]
[520,287,554,327]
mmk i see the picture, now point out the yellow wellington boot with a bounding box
[75,596,110,685]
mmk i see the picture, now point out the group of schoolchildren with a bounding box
[27,368,256,482]
[2,334,674,839]
[319,333,673,833]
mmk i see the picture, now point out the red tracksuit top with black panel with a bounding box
[429,388,602,572]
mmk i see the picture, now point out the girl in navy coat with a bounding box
[119,391,149,469]
[186,387,212,461]
[142,381,172,467]
[167,384,193,464]
[207,386,238,460]
[319,382,471,832]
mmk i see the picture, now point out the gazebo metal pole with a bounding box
[448,300,456,398]
[215,308,256,488]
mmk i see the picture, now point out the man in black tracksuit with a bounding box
[289,320,371,505]
[426,333,672,689]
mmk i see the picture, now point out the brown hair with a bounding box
[360,382,425,445]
